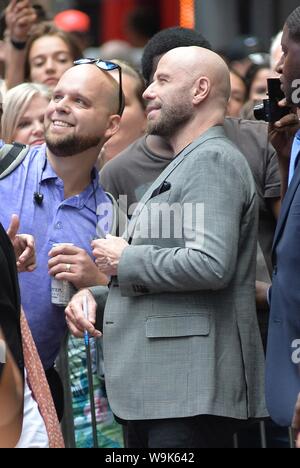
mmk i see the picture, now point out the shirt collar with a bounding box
[81,172,113,236]
[291,130,300,155]
[39,146,58,183]
[39,148,98,201]
[288,130,300,185]
[295,129,300,142]
[39,148,99,186]
[79,168,104,214]
[38,148,110,218]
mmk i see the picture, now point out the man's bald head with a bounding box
[143,46,230,145]
[60,64,120,116]
[159,46,231,107]
[45,64,121,158]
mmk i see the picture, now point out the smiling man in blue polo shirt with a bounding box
[0,63,121,416]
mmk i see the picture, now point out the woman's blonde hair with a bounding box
[2,83,51,144]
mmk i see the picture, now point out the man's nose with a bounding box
[54,98,71,114]
[275,54,284,75]
[143,83,156,101]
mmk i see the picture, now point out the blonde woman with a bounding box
[2,82,51,146]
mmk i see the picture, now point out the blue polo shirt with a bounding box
[0,143,112,369]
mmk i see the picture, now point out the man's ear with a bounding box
[104,114,121,140]
[193,76,211,105]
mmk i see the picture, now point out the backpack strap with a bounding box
[0,143,30,179]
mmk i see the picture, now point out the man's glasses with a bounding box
[74,58,124,116]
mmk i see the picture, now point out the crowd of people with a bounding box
[0,0,300,449]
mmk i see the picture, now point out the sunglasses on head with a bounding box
[73,58,124,116]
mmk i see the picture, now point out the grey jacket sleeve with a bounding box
[118,149,254,297]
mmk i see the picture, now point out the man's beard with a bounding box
[45,131,101,158]
[147,102,193,138]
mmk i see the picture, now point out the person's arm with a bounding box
[0,328,23,449]
[269,197,281,220]
[292,393,300,448]
[48,244,109,289]
[263,139,282,219]
[93,150,250,296]
[4,0,36,90]
[65,287,106,339]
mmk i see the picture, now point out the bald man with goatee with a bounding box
[66,47,268,448]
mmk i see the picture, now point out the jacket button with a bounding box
[273,265,278,275]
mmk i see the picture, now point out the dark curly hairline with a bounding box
[141,27,212,84]
[286,7,300,42]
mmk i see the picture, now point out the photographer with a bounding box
[260,6,300,428]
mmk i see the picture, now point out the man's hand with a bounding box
[65,289,101,339]
[7,214,36,273]
[5,0,37,43]
[92,235,129,276]
[292,393,300,448]
[269,100,300,197]
[48,244,109,289]
[269,101,300,163]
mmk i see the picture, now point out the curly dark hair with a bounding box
[286,7,300,42]
[141,27,212,84]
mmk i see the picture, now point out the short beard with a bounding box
[45,132,101,158]
[147,102,193,138]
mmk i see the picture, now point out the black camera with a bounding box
[253,78,290,123]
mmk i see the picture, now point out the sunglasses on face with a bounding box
[73,58,124,116]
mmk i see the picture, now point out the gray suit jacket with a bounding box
[92,126,267,421]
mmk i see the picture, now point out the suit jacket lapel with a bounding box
[125,145,192,242]
[273,166,300,253]
[125,126,226,242]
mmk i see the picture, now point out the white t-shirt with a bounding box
[15,371,49,449]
